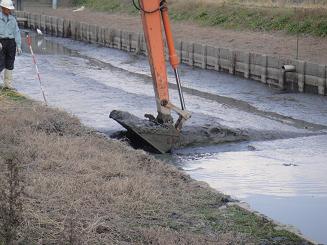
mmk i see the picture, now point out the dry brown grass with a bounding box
[0,95,249,244]
[0,156,24,245]
[0,92,308,244]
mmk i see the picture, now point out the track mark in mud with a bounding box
[180,87,327,132]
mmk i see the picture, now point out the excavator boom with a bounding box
[110,0,191,153]
[139,0,172,123]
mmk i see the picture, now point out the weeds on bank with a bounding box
[0,93,310,243]
[73,0,327,37]
[168,1,327,37]
[0,156,24,245]
[0,87,25,102]
[226,206,303,242]
[73,0,137,14]
[198,205,306,243]
[171,0,327,9]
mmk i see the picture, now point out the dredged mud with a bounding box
[110,110,248,152]
[109,109,323,154]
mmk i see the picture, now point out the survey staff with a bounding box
[0,0,21,90]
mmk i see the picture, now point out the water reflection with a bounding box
[21,30,77,56]
[171,135,327,243]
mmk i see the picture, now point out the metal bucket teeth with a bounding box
[109,110,180,153]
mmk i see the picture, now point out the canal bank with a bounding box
[6,3,323,241]
[0,87,313,243]
[7,30,326,243]
[16,9,327,97]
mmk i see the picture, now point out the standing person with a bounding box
[0,0,21,90]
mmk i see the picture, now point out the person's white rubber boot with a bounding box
[3,69,15,90]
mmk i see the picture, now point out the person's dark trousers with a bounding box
[0,38,16,72]
[0,38,16,89]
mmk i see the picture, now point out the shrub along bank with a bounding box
[0,89,310,244]
[73,0,327,37]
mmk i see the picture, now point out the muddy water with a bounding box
[14,32,327,244]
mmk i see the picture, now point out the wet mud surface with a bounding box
[110,110,248,153]
[14,32,327,244]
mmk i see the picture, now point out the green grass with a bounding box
[167,2,327,37]
[200,205,307,244]
[73,0,137,14]
[73,0,327,37]
[0,88,25,101]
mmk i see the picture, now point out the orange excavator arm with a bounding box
[110,1,191,153]
[137,0,190,129]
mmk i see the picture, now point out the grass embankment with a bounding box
[73,0,327,37]
[0,89,309,244]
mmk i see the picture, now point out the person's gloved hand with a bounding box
[16,47,22,55]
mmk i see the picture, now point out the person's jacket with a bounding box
[0,11,21,49]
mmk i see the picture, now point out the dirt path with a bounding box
[27,7,327,64]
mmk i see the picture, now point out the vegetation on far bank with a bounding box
[73,0,327,37]
[0,88,310,244]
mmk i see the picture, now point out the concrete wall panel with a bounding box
[50,16,58,36]
[89,24,97,43]
[57,18,64,37]
[305,75,324,87]
[40,15,46,32]
[267,68,280,81]
[267,56,280,68]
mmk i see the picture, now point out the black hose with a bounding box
[132,0,166,14]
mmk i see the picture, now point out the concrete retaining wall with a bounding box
[16,11,327,96]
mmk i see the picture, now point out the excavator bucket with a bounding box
[110,110,180,153]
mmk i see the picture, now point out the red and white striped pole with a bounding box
[26,33,48,106]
